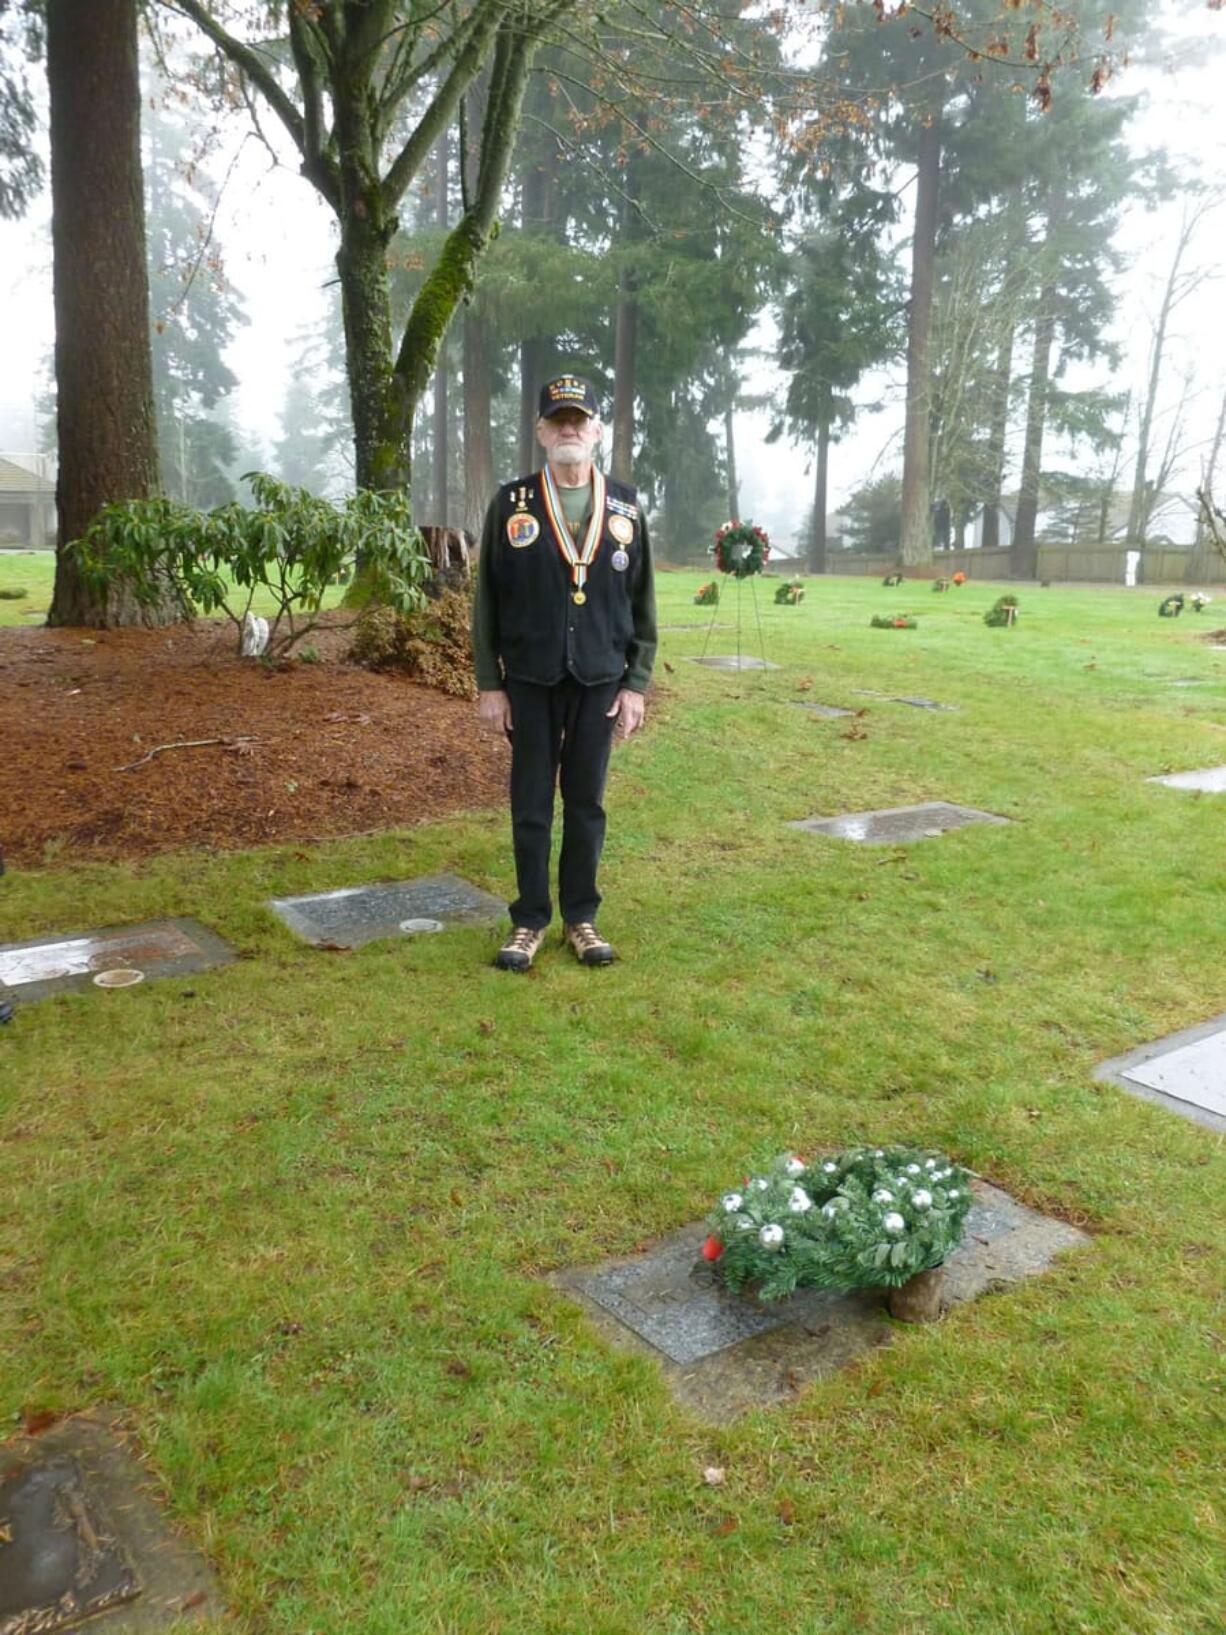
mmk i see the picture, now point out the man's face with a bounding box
[537,407,601,465]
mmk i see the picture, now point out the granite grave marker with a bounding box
[788,801,1008,844]
[269,872,503,947]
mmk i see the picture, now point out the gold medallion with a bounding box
[608,514,634,545]
[572,590,587,605]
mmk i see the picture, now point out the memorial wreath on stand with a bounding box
[712,521,770,579]
[699,521,773,667]
[702,1147,973,1306]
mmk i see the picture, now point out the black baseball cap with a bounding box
[538,374,600,419]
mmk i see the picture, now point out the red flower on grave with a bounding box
[701,1235,725,1262]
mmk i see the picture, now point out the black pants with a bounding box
[504,675,621,930]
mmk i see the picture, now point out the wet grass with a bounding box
[2,571,1224,1634]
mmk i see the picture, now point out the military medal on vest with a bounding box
[540,463,607,605]
[506,486,539,548]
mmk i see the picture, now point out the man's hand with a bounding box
[478,689,512,733]
[606,688,645,739]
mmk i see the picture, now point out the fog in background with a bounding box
[1,1,1222,551]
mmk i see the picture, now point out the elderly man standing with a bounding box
[471,373,657,970]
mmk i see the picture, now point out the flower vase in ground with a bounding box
[886,1263,946,1323]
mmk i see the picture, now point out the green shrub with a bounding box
[70,473,430,656]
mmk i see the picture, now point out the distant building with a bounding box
[0,455,56,547]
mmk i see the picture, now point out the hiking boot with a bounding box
[494,926,545,971]
[563,922,615,966]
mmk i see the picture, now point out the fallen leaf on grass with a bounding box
[777,1498,796,1525]
[179,1591,208,1611]
[841,723,867,741]
[794,675,813,692]
[710,1516,738,1537]
[22,1406,59,1434]
[702,1466,726,1486]
[663,660,675,674]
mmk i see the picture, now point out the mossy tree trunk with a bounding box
[337,211,407,493]
[46,0,179,628]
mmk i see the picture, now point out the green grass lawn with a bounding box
[2,571,1224,1634]
[0,549,347,630]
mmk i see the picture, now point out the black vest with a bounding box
[489,471,645,687]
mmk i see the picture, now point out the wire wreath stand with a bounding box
[700,522,771,670]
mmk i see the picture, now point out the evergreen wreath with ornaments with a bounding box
[702,1147,974,1302]
[870,613,917,629]
[712,520,770,578]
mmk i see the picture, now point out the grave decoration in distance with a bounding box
[932,578,950,593]
[984,595,1020,628]
[1158,593,1184,618]
[774,578,805,606]
[1190,592,1211,612]
[882,572,904,587]
[870,613,917,629]
[952,571,966,586]
[703,1147,973,1321]
[693,580,720,606]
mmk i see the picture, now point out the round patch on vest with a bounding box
[611,549,630,573]
[608,514,634,545]
[507,512,540,547]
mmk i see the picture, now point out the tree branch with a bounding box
[382,0,508,208]
[165,1,307,159]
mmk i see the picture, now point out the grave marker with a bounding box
[0,919,235,1006]
[1146,766,1226,793]
[788,801,1008,844]
[0,1412,222,1631]
[269,873,503,947]
[555,1180,1088,1422]
[689,655,780,671]
[1094,1011,1226,1132]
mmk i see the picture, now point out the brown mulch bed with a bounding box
[0,615,509,867]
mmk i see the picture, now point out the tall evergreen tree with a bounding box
[46,0,178,628]
[775,203,901,572]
